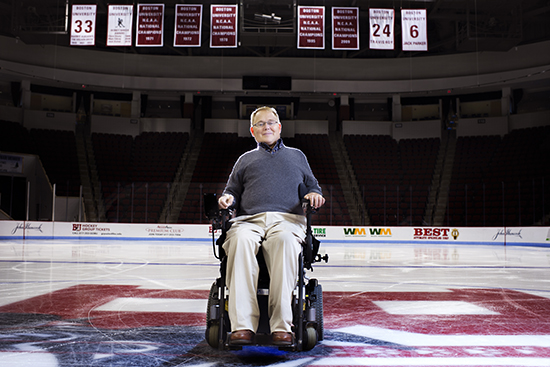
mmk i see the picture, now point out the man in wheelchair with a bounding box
[217,106,325,347]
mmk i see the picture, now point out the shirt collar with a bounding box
[258,138,283,154]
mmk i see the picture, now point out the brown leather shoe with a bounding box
[272,331,293,345]
[229,330,255,345]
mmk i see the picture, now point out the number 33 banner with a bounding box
[70,4,97,46]
[401,9,428,51]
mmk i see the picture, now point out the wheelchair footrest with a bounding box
[224,332,299,351]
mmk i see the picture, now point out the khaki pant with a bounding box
[222,212,306,333]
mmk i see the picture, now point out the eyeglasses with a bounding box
[252,120,279,128]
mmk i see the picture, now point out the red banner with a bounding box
[210,5,238,48]
[297,6,325,49]
[136,4,164,47]
[332,7,359,50]
[174,4,202,47]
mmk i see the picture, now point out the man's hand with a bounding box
[304,192,325,209]
[218,194,234,209]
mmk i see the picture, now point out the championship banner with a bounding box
[174,4,202,47]
[401,9,428,51]
[297,6,325,49]
[70,4,97,46]
[369,8,394,50]
[332,7,359,50]
[136,4,165,47]
[107,5,133,46]
[210,5,238,48]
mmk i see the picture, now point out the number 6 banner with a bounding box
[70,4,97,46]
[401,9,428,51]
[369,8,394,50]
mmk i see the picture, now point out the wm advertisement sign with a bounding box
[344,228,392,237]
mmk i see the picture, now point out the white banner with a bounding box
[70,4,97,46]
[401,9,428,51]
[107,5,133,46]
[369,8,394,50]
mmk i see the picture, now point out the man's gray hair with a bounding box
[250,106,280,127]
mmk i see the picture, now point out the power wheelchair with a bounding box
[203,193,328,351]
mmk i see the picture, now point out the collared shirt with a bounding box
[258,138,283,155]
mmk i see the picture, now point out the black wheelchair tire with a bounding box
[206,281,220,348]
[303,326,318,351]
[311,282,324,341]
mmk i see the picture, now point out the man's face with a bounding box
[250,109,281,147]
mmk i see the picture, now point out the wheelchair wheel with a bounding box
[207,323,220,349]
[303,326,318,351]
[311,282,324,341]
[206,281,220,349]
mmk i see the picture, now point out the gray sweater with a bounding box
[223,142,322,217]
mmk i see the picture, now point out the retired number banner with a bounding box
[70,4,97,46]
[297,6,325,49]
[332,7,359,50]
[107,5,133,46]
[369,8,394,50]
[174,4,202,47]
[401,9,428,51]
[210,5,238,48]
[136,4,165,47]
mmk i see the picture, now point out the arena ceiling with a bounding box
[1,0,550,59]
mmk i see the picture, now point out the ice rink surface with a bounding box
[1,237,549,366]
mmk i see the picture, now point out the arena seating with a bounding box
[344,135,437,226]
[30,129,80,197]
[447,126,550,226]
[446,135,502,226]
[178,133,254,224]
[0,120,36,155]
[93,131,188,223]
[0,123,80,197]
[3,118,549,226]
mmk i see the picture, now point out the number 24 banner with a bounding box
[70,4,97,46]
[401,9,428,51]
[369,8,394,50]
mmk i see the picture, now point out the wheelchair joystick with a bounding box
[316,253,329,263]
